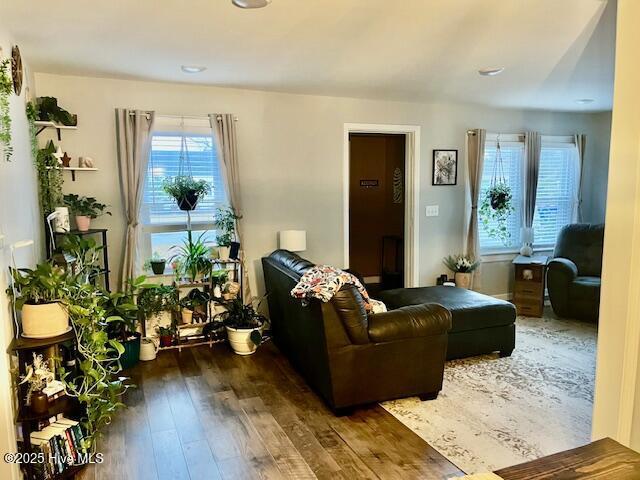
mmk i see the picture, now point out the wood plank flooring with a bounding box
[78,343,463,480]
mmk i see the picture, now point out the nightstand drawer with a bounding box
[514,283,543,298]
[516,301,543,317]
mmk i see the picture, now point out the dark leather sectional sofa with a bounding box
[262,250,517,412]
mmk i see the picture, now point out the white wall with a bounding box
[0,33,40,480]
[33,73,610,297]
[592,0,640,450]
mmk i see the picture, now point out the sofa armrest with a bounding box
[367,304,451,343]
[548,257,579,280]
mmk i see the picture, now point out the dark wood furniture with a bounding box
[495,437,640,479]
[9,332,85,479]
[512,255,548,317]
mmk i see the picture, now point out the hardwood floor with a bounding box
[78,343,463,480]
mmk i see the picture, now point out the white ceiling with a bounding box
[0,0,615,111]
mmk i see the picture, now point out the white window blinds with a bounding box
[141,133,228,226]
[533,145,579,247]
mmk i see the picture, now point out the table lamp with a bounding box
[279,230,306,252]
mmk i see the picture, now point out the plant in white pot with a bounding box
[443,254,480,290]
[9,262,70,338]
[63,194,111,232]
[223,298,266,355]
[215,206,242,261]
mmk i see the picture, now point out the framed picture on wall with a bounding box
[432,149,458,186]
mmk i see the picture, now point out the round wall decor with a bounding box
[11,45,23,95]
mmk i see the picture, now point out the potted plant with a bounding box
[104,276,147,370]
[137,284,179,338]
[223,298,266,355]
[8,263,70,338]
[179,297,194,324]
[63,194,111,232]
[19,353,55,413]
[169,231,212,283]
[211,269,229,298]
[443,254,480,289]
[215,206,242,261]
[162,176,211,211]
[144,252,166,275]
[157,326,175,348]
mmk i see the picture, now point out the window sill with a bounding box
[481,247,555,263]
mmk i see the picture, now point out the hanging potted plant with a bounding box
[479,140,515,246]
[63,194,111,231]
[215,206,242,261]
[8,263,70,338]
[443,254,480,289]
[163,176,211,211]
[223,298,266,355]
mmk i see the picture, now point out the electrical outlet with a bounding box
[425,205,439,217]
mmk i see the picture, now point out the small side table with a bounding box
[512,255,548,317]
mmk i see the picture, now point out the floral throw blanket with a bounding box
[291,265,386,313]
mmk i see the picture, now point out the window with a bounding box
[140,117,228,263]
[533,145,579,247]
[478,135,580,254]
[478,142,524,252]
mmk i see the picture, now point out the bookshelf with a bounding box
[10,332,86,480]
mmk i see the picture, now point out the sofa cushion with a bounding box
[379,286,515,333]
[331,285,369,345]
[569,276,601,303]
[269,249,314,277]
[368,304,451,342]
[553,224,604,277]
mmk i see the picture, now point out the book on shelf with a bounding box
[29,416,87,479]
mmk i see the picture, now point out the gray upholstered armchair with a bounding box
[547,224,604,322]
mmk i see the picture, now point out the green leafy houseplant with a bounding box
[35,140,64,216]
[443,255,480,273]
[36,96,77,126]
[214,206,242,247]
[63,194,111,219]
[0,58,13,161]
[59,235,104,283]
[479,182,514,246]
[137,284,179,320]
[169,231,212,282]
[143,252,167,275]
[8,263,69,308]
[223,298,266,354]
[162,176,211,211]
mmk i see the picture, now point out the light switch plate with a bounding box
[425,205,439,217]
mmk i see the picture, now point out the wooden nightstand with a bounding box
[512,255,549,317]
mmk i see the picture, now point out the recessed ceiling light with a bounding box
[232,0,271,8]
[478,67,505,77]
[576,98,595,104]
[181,65,207,74]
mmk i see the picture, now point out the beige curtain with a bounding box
[115,109,155,289]
[466,129,486,261]
[209,113,252,301]
[575,134,586,222]
[523,132,542,246]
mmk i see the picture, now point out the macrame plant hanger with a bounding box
[177,117,194,241]
[491,135,506,190]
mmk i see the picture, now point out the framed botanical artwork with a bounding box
[432,149,458,186]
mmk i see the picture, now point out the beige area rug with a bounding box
[381,312,597,475]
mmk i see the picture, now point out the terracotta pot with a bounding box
[22,302,69,338]
[75,215,91,231]
[30,391,49,414]
[454,272,472,289]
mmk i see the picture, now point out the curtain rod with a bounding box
[128,112,238,121]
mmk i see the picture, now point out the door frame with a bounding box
[343,123,421,287]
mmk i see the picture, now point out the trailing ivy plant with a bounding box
[479,182,514,246]
[0,58,13,162]
[61,281,129,452]
[35,140,64,216]
[26,101,39,161]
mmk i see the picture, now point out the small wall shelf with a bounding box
[33,121,78,141]
[45,166,98,181]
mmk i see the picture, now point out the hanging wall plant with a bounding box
[479,140,514,246]
[35,140,64,216]
[0,58,13,162]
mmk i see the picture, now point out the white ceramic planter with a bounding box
[140,337,158,361]
[75,215,91,232]
[181,309,193,324]
[22,302,70,338]
[218,246,231,261]
[454,272,472,289]
[226,324,264,355]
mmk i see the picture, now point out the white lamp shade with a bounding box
[279,230,307,252]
